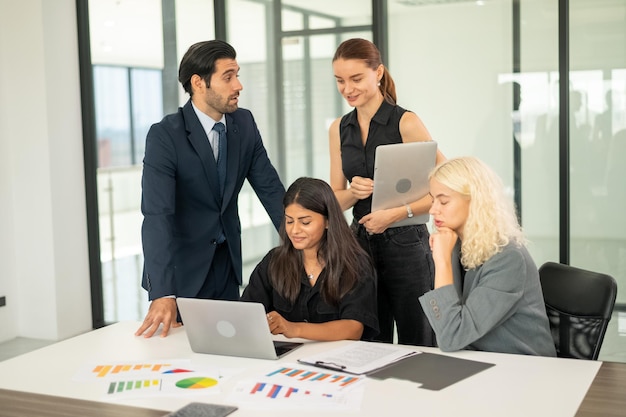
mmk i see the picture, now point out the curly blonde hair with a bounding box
[429,156,526,269]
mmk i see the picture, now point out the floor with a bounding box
[0,337,55,362]
[1,311,625,363]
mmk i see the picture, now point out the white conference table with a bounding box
[0,321,603,416]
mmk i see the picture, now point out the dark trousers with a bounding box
[177,242,239,323]
[198,241,240,300]
[353,221,436,347]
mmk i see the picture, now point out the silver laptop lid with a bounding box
[371,141,437,227]
[177,298,302,360]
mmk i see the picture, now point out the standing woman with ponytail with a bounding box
[329,38,445,346]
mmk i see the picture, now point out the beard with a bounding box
[206,90,238,114]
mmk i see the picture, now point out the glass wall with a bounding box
[389,1,528,243]
[389,0,626,307]
[89,0,166,322]
[225,0,373,283]
[518,0,560,266]
[89,0,216,322]
[568,0,626,305]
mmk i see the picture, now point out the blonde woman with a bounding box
[420,157,556,356]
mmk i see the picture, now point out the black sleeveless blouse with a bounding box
[339,100,408,221]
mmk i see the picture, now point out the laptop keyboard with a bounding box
[273,341,302,357]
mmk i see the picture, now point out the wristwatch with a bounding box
[405,204,414,218]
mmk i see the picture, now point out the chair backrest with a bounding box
[538,262,617,360]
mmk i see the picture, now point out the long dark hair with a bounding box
[268,177,369,306]
[178,40,236,96]
[332,38,397,105]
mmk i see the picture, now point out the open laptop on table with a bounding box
[177,298,303,360]
[371,141,438,227]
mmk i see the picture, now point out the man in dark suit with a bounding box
[135,40,285,338]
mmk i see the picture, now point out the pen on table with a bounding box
[314,361,347,371]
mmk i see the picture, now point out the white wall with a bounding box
[0,0,19,342]
[0,0,92,342]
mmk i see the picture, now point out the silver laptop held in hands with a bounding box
[371,141,438,227]
[177,298,303,360]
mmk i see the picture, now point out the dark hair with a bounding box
[268,177,370,306]
[178,40,237,96]
[333,38,397,105]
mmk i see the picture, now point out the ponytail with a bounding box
[379,66,397,104]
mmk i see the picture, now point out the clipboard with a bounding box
[297,341,419,375]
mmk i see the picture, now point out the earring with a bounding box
[377,81,381,86]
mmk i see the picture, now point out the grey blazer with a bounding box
[419,243,556,356]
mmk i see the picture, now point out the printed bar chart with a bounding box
[267,367,361,387]
[92,362,173,378]
[250,382,317,399]
[229,365,365,409]
[107,379,160,395]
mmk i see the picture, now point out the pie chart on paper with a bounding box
[175,377,219,389]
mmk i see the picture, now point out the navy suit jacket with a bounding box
[141,100,285,300]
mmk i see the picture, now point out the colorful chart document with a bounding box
[228,363,365,410]
[73,359,240,399]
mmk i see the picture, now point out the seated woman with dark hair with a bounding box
[241,177,378,341]
[420,157,556,356]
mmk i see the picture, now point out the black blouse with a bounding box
[241,249,379,340]
[339,100,408,222]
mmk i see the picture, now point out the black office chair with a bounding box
[538,262,617,360]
